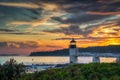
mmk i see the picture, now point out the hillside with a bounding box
[30,45,120,56]
[21,63,120,80]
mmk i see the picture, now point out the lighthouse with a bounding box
[69,38,78,64]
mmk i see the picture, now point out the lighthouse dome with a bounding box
[69,38,76,48]
[70,38,76,43]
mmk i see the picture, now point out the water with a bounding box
[0,56,116,65]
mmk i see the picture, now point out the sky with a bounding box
[0,0,120,55]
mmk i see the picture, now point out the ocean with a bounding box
[0,56,116,65]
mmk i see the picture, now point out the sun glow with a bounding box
[108,38,120,45]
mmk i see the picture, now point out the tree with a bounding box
[0,58,25,80]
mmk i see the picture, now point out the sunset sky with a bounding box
[0,0,120,55]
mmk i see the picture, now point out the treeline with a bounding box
[30,45,120,56]
[79,45,120,53]
[30,49,69,56]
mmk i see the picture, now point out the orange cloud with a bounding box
[88,24,120,38]
[0,2,40,9]
[41,3,60,11]
[87,11,120,15]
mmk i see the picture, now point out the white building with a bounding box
[69,38,78,64]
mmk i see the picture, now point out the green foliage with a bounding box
[0,58,25,80]
[21,63,120,80]
[1,61,120,80]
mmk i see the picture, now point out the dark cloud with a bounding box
[0,29,42,35]
[0,5,42,21]
[0,29,17,32]
[53,37,120,40]
[1,0,119,14]
[44,24,83,35]
[0,0,33,3]
[44,20,120,37]
[0,32,43,35]
[46,45,63,48]
[0,42,7,47]
[44,24,96,37]
[52,13,110,24]
[0,0,119,36]
[116,20,120,26]
[0,41,40,48]
[36,0,120,14]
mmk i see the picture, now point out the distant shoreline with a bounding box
[30,45,120,56]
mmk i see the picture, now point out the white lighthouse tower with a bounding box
[69,38,78,64]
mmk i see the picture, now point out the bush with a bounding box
[21,63,120,80]
[0,58,25,80]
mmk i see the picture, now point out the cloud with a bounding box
[0,29,17,32]
[53,36,120,40]
[44,24,83,35]
[51,13,110,24]
[40,3,60,11]
[0,32,43,35]
[0,5,42,30]
[9,18,52,26]
[0,2,40,9]
[8,17,60,32]
[88,24,120,38]
[1,0,119,29]
[0,41,40,48]
[44,19,120,38]
[87,11,120,15]
[45,45,63,48]
[60,0,120,15]
[0,0,120,53]
[0,28,43,35]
